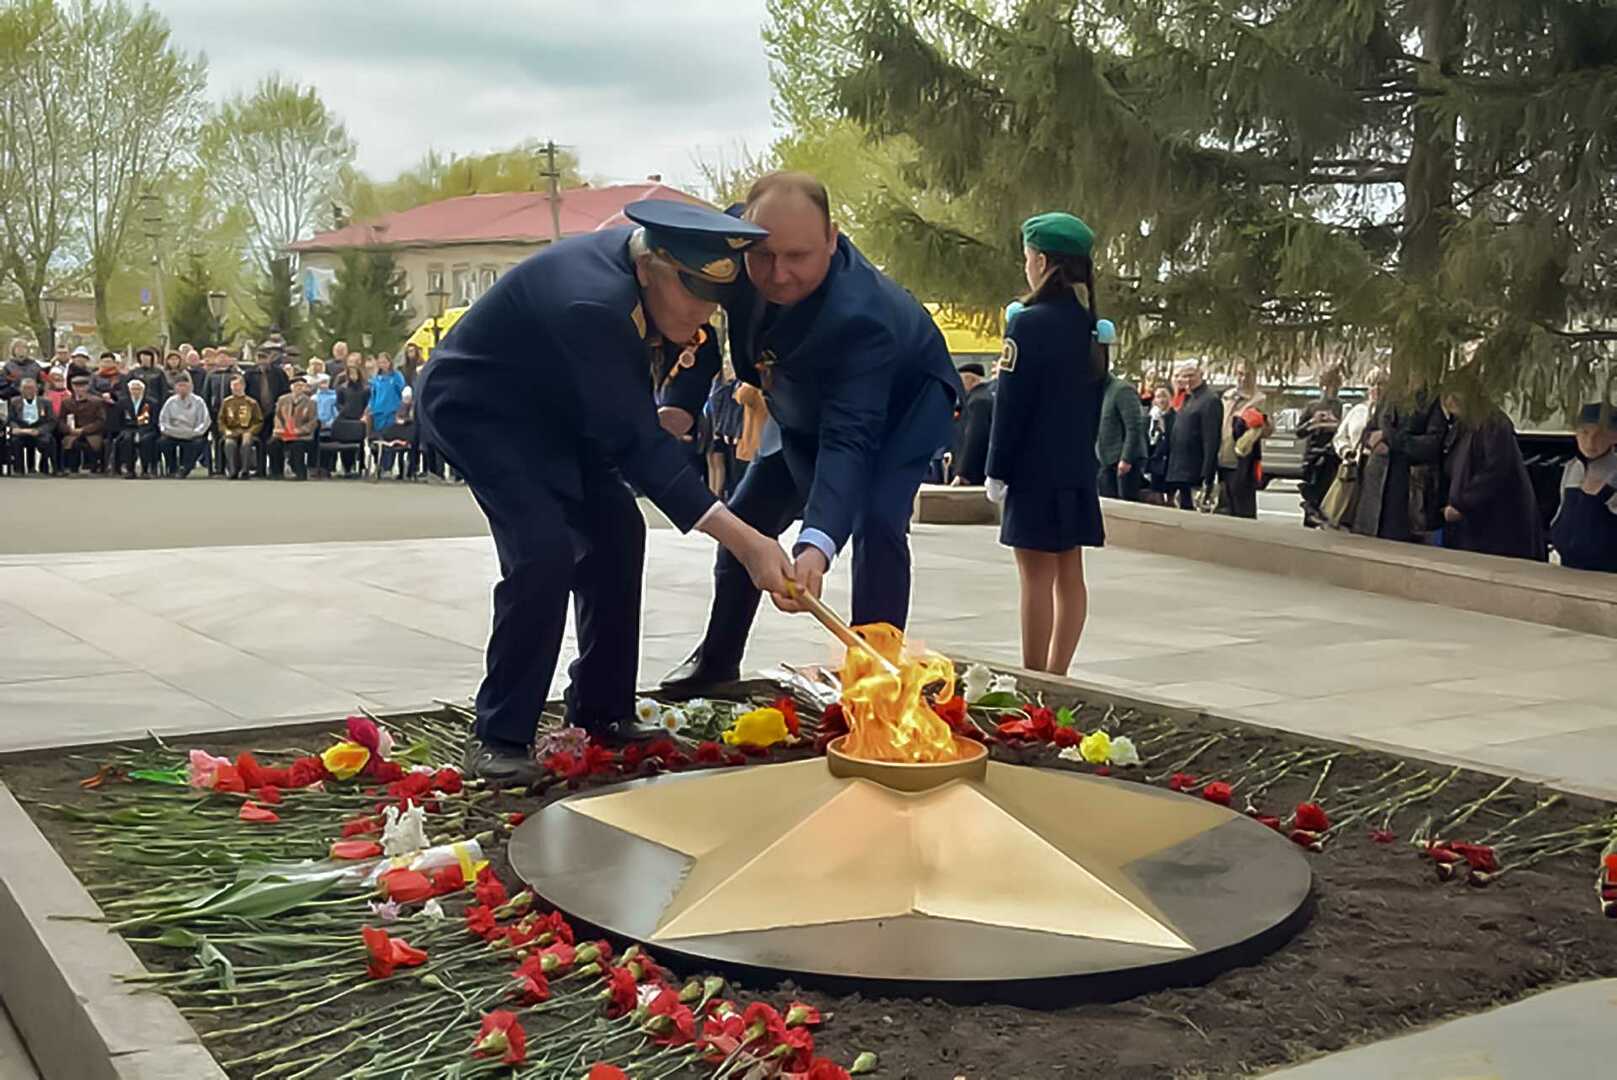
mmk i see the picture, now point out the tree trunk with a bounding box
[1396,0,1461,390]
[94,273,112,351]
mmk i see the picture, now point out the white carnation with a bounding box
[1108,736,1141,767]
[962,663,996,703]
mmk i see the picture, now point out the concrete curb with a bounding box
[0,784,226,1080]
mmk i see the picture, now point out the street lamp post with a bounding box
[42,294,60,356]
[206,290,228,348]
[427,286,449,349]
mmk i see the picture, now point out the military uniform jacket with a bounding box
[725,235,962,552]
[432,228,716,532]
[986,289,1103,491]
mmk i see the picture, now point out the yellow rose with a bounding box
[721,707,790,749]
[1079,730,1111,765]
[321,740,371,780]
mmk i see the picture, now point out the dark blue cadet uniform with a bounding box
[416,204,762,748]
[988,288,1107,552]
[680,234,962,677]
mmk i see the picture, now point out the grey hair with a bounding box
[128,379,145,390]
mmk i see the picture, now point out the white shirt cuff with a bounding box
[793,527,837,567]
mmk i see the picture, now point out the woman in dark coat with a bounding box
[984,212,1107,675]
[1351,383,1451,542]
[1441,389,1545,561]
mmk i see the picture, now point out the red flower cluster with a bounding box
[362,926,428,979]
[1201,781,1233,806]
[1293,802,1330,832]
[379,863,469,904]
[473,866,508,908]
[384,768,466,803]
[208,751,331,797]
[1168,773,1197,791]
[775,696,800,736]
[1421,839,1500,881]
[995,705,1060,742]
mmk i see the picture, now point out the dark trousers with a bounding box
[268,437,312,479]
[117,429,159,475]
[1218,462,1259,519]
[1098,462,1142,501]
[418,360,645,747]
[9,431,54,474]
[692,439,934,677]
[61,435,105,472]
[1166,482,1197,510]
[159,435,205,475]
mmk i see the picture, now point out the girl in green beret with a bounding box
[984,212,1108,674]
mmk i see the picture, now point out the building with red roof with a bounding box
[289,181,708,313]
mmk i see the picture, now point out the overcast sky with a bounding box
[151,0,781,194]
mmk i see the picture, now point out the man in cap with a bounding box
[57,374,107,473]
[1550,403,1617,573]
[662,171,962,691]
[416,198,797,783]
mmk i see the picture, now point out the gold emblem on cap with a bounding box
[727,236,751,250]
[702,257,737,281]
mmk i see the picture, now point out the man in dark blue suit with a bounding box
[417,200,796,783]
[664,172,963,689]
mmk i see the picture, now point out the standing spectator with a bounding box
[90,351,125,412]
[312,373,338,476]
[401,342,424,387]
[269,376,318,480]
[160,350,190,395]
[3,339,43,401]
[114,378,160,478]
[43,366,70,417]
[1216,360,1270,518]
[157,375,210,478]
[1550,403,1617,573]
[67,345,92,380]
[1439,380,1544,561]
[201,348,239,476]
[58,375,107,474]
[1299,366,1345,526]
[128,347,168,405]
[950,362,995,486]
[217,375,263,480]
[6,378,55,474]
[1352,380,1452,542]
[244,345,290,477]
[306,357,326,381]
[1095,340,1146,500]
[1164,361,1222,509]
[327,340,351,382]
[367,352,407,435]
[1143,385,1176,503]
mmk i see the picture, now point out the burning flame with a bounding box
[837,623,967,763]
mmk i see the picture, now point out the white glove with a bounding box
[985,477,1008,505]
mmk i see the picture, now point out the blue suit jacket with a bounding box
[986,289,1104,491]
[725,235,962,551]
[430,228,716,532]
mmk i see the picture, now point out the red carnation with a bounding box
[362,925,428,979]
[1168,773,1197,791]
[366,758,407,782]
[342,815,380,837]
[584,743,619,776]
[806,1061,853,1080]
[1051,726,1080,748]
[743,1002,788,1044]
[471,1010,526,1065]
[212,764,246,793]
[725,751,749,767]
[1254,815,1282,832]
[432,768,462,794]
[346,716,381,753]
[1201,781,1233,806]
[537,909,575,945]
[929,694,967,733]
[256,785,282,805]
[1448,842,1498,873]
[238,800,279,823]
[544,750,580,778]
[1604,853,1617,875]
[381,869,435,904]
[1369,828,1397,844]
[629,949,669,985]
[587,1066,628,1080]
[695,741,724,764]
[647,988,697,1045]
[1294,802,1330,832]
[431,864,465,896]
[288,756,328,787]
[506,812,526,827]
[603,966,639,1017]
[465,905,498,940]
[234,752,268,789]
[538,940,577,974]
[473,867,509,909]
[774,696,801,736]
[512,968,550,1004]
[785,1001,823,1027]
[331,839,382,860]
[820,702,847,734]
[1289,829,1323,851]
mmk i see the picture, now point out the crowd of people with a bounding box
[0,336,453,483]
[942,345,1616,575]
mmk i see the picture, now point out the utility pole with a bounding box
[140,190,169,349]
[542,140,562,242]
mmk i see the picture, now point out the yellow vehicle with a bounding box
[405,306,470,362]
[924,303,1003,358]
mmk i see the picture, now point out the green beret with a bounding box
[1021,212,1094,258]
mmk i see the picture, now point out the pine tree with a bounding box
[313,249,413,358]
[826,0,1617,418]
[168,253,221,346]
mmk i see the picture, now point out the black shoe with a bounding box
[659,650,740,693]
[461,739,543,786]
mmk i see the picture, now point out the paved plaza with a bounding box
[2,476,1616,1077]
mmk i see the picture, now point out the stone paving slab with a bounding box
[1263,980,1617,1079]
[0,1005,39,1080]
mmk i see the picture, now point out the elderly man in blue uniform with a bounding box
[663,172,963,689]
[417,200,796,783]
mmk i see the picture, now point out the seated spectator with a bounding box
[329,363,369,475]
[115,378,160,478]
[217,375,263,480]
[269,376,318,480]
[1550,403,1617,573]
[367,353,406,434]
[157,375,211,478]
[57,375,107,474]
[1440,380,1544,561]
[6,377,55,474]
[374,386,418,478]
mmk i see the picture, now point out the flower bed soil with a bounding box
[3,685,1616,1080]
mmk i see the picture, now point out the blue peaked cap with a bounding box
[624,200,768,301]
